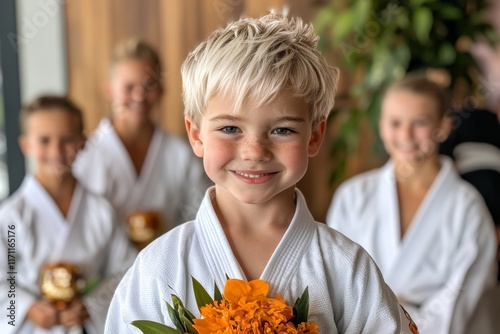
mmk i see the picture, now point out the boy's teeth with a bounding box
[237,172,267,178]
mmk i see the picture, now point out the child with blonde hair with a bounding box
[327,74,497,334]
[74,39,210,246]
[106,14,418,333]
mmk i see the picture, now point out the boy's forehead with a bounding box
[205,91,310,119]
[25,108,80,130]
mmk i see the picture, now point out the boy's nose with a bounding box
[49,141,65,158]
[240,137,272,161]
[400,125,414,140]
[131,86,146,101]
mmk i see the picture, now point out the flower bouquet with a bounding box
[132,277,319,334]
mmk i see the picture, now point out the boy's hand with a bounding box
[59,299,89,328]
[27,300,59,329]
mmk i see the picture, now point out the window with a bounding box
[0,65,8,200]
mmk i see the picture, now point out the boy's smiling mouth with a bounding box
[231,170,278,183]
[234,171,270,178]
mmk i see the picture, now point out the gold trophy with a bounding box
[126,210,163,250]
[40,262,85,310]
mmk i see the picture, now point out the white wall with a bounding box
[15,0,67,175]
[16,0,67,103]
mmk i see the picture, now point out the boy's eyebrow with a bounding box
[209,115,306,123]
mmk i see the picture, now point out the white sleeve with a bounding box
[327,231,411,334]
[0,209,36,334]
[104,250,167,334]
[409,198,497,334]
[83,218,138,333]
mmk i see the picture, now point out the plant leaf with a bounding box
[412,7,433,43]
[131,320,183,334]
[292,287,310,326]
[334,11,355,43]
[214,282,223,302]
[182,315,198,334]
[438,43,456,65]
[192,277,214,309]
[166,300,185,332]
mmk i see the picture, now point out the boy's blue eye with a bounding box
[220,126,239,134]
[272,128,293,135]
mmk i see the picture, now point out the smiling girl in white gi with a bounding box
[73,40,210,237]
[327,74,497,334]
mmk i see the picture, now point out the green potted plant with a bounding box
[313,0,495,184]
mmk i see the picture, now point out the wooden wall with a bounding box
[65,0,347,221]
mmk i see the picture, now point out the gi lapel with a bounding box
[385,157,451,289]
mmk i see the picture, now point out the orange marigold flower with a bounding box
[192,279,317,334]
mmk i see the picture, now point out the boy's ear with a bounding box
[308,117,326,157]
[18,135,29,156]
[185,115,204,158]
[435,116,452,143]
[104,83,114,100]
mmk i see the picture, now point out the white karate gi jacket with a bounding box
[327,157,497,334]
[105,188,418,333]
[0,176,137,334]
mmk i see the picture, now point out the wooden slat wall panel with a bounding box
[65,0,351,221]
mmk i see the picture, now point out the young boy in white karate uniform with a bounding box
[0,96,137,334]
[327,75,497,334]
[74,39,211,237]
[105,14,418,333]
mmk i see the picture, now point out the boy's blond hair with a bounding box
[385,73,451,118]
[20,95,85,134]
[181,13,339,126]
[110,38,162,81]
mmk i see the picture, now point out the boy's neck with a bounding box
[211,186,296,231]
[211,186,297,280]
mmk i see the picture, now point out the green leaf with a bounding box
[191,277,214,309]
[166,300,185,332]
[214,282,223,302]
[292,287,310,326]
[182,315,198,334]
[353,0,371,25]
[438,43,456,65]
[438,4,463,20]
[334,11,355,43]
[313,8,336,34]
[131,320,183,334]
[79,276,100,296]
[412,7,433,43]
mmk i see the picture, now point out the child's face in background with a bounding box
[108,59,163,124]
[186,90,325,205]
[20,109,84,181]
[379,90,444,165]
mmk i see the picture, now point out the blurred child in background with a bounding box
[0,96,136,334]
[74,39,211,248]
[327,74,497,334]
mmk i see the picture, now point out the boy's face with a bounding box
[186,90,325,205]
[379,90,444,165]
[107,59,163,124]
[19,109,84,181]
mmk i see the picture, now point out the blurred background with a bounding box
[0,0,495,221]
